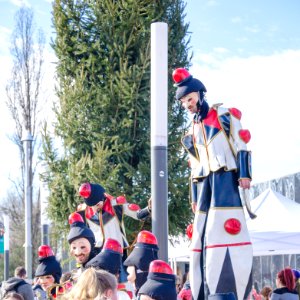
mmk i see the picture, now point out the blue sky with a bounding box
[0,0,300,199]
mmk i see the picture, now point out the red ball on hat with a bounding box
[103,238,123,254]
[149,260,173,275]
[172,68,191,84]
[38,245,54,258]
[79,182,92,198]
[137,230,158,245]
[68,212,84,225]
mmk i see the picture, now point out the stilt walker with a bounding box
[172,68,253,300]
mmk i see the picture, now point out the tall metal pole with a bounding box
[22,129,33,279]
[40,178,50,245]
[3,215,9,280]
[151,22,168,262]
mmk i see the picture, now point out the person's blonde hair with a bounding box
[62,268,117,300]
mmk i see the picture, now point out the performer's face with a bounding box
[70,237,91,264]
[180,91,199,114]
[92,201,104,213]
[38,274,55,291]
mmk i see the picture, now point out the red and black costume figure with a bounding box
[85,238,123,275]
[173,68,253,300]
[124,230,159,296]
[34,245,62,299]
[138,260,177,300]
[77,182,151,283]
[78,182,151,249]
[67,212,97,283]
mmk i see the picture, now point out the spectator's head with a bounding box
[35,245,62,291]
[3,292,24,300]
[61,268,117,300]
[67,212,96,265]
[260,286,272,300]
[14,266,26,279]
[276,267,295,291]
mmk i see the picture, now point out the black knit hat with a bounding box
[138,260,177,300]
[85,238,123,275]
[79,182,106,206]
[67,212,95,248]
[124,230,159,271]
[172,68,207,101]
[35,245,62,284]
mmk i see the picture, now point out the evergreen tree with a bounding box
[42,0,192,240]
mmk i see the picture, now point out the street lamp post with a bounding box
[22,129,33,279]
[151,22,169,262]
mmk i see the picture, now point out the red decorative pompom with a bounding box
[128,203,140,211]
[229,108,242,120]
[149,260,173,274]
[224,218,241,235]
[68,212,84,225]
[116,196,127,204]
[38,245,54,258]
[85,207,95,219]
[186,223,193,240]
[239,129,251,143]
[172,68,191,84]
[137,230,158,245]
[103,238,123,254]
[79,182,91,198]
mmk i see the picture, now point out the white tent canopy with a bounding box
[168,188,300,260]
[245,188,300,256]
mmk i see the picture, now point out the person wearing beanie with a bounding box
[34,245,62,299]
[271,267,298,300]
[173,68,253,300]
[67,212,98,282]
[292,269,300,300]
[124,230,159,296]
[85,238,131,300]
[77,182,151,282]
[138,260,177,300]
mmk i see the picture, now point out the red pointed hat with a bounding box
[79,182,106,206]
[172,67,207,100]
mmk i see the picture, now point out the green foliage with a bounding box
[42,0,193,242]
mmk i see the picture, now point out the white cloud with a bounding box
[191,49,300,184]
[9,0,30,7]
